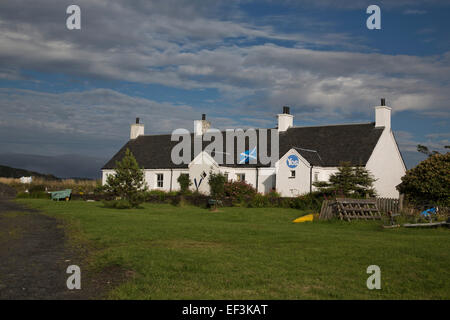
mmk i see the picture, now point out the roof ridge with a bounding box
[138,123,376,138]
[288,122,375,129]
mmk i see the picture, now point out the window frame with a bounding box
[289,170,296,179]
[156,173,164,188]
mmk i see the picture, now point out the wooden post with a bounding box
[399,194,404,212]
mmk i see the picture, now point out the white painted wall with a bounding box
[276,149,311,197]
[102,168,189,192]
[188,152,220,194]
[365,129,406,198]
[101,169,115,185]
[311,167,339,192]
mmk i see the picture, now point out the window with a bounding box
[236,173,245,182]
[157,173,164,188]
[224,172,229,181]
[289,170,296,178]
[314,172,319,182]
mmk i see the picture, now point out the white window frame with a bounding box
[289,170,296,178]
[236,173,245,182]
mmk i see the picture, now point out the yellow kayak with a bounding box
[293,214,314,223]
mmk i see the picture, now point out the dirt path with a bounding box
[0,197,123,299]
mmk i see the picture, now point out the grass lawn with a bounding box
[17,199,450,299]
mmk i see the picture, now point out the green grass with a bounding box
[16,199,450,299]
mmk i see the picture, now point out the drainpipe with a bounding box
[170,169,173,192]
[256,167,259,193]
[310,165,313,194]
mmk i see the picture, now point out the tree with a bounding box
[177,173,192,194]
[417,144,450,157]
[208,171,227,198]
[397,152,450,206]
[313,162,376,198]
[104,148,147,208]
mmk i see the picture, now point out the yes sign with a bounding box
[286,155,299,168]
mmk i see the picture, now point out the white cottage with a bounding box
[102,99,406,198]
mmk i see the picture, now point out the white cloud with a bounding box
[0,0,449,159]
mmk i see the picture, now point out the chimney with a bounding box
[277,106,293,132]
[130,117,144,139]
[194,114,211,136]
[375,98,391,130]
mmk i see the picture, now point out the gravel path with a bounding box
[0,197,124,299]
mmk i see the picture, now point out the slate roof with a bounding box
[102,122,384,169]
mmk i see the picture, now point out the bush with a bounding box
[208,172,227,198]
[177,174,192,194]
[289,192,323,211]
[248,193,270,208]
[224,181,257,203]
[145,190,168,202]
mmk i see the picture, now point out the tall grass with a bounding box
[0,177,100,194]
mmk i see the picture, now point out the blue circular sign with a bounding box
[286,155,299,168]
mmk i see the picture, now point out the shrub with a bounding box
[248,193,270,208]
[224,181,256,203]
[290,192,323,211]
[177,174,192,194]
[208,172,227,198]
[145,190,168,202]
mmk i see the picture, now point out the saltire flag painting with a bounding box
[239,147,257,164]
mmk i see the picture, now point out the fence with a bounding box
[319,197,402,220]
[376,197,402,214]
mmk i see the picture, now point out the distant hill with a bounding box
[0,153,107,179]
[0,164,59,180]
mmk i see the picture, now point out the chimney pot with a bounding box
[202,114,206,120]
[283,106,290,114]
[381,98,386,106]
[136,117,140,124]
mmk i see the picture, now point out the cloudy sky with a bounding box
[0,0,449,174]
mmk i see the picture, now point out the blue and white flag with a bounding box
[239,147,257,164]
